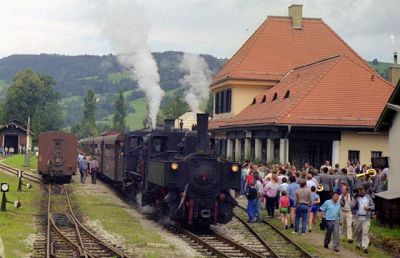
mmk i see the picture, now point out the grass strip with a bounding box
[0,171,41,258]
[2,154,38,172]
[70,183,181,258]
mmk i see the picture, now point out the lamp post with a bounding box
[17,170,22,191]
[1,183,9,211]
[1,183,21,211]
[17,170,31,192]
[24,117,31,167]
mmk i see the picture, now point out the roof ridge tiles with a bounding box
[267,15,322,21]
[293,55,341,71]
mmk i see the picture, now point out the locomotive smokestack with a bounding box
[196,113,209,154]
[164,119,175,132]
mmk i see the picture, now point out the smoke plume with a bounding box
[391,35,397,52]
[179,53,212,114]
[93,0,164,128]
[135,193,156,214]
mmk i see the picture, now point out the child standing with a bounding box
[279,191,290,229]
[309,185,320,232]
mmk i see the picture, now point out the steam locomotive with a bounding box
[79,114,240,227]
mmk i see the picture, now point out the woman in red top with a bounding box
[244,167,254,193]
[279,191,290,229]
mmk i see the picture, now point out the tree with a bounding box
[205,93,214,117]
[112,92,127,132]
[160,95,189,121]
[79,89,98,138]
[3,69,64,137]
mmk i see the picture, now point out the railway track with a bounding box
[177,227,265,258]
[46,184,130,258]
[235,205,315,258]
[0,162,131,258]
[0,162,42,183]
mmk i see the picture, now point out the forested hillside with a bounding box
[0,52,226,129]
[0,53,390,131]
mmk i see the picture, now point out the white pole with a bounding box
[26,116,30,152]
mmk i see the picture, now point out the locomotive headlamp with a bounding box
[1,183,9,192]
[231,165,239,173]
[170,162,179,171]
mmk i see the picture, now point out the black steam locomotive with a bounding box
[79,114,240,227]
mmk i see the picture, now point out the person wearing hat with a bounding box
[352,185,375,254]
[320,191,341,252]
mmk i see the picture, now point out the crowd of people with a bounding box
[240,160,388,254]
[77,152,99,184]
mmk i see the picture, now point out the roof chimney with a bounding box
[394,50,398,65]
[288,4,303,29]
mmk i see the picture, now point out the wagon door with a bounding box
[100,141,104,175]
[124,135,143,176]
[114,137,125,182]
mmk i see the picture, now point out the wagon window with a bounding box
[129,137,142,149]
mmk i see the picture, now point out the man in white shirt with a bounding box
[352,186,375,254]
[339,185,353,243]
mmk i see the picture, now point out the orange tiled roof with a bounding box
[213,16,375,85]
[212,55,394,129]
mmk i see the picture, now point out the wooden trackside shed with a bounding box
[0,120,33,152]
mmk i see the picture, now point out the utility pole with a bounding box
[23,117,30,167]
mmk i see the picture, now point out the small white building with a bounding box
[174,112,197,130]
[375,76,400,224]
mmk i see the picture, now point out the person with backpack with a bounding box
[246,180,258,223]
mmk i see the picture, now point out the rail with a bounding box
[236,204,314,258]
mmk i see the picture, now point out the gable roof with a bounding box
[211,54,394,129]
[376,78,400,131]
[213,16,377,85]
[0,121,34,135]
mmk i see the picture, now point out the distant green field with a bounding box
[79,75,99,81]
[60,95,81,105]
[107,72,133,84]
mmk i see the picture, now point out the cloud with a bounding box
[0,0,399,62]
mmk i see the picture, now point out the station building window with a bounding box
[215,89,232,114]
[371,151,382,158]
[348,150,360,164]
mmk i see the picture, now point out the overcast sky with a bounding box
[0,0,399,62]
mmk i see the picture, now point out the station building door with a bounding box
[4,134,19,151]
[289,139,332,169]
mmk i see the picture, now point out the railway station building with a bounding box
[209,4,396,168]
[0,120,33,152]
